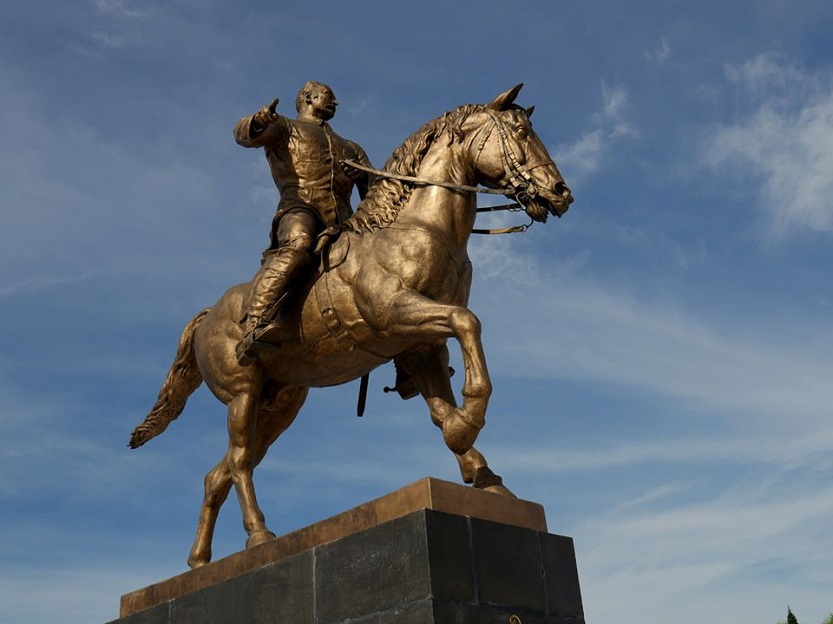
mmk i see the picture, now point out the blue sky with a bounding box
[1,1,832,623]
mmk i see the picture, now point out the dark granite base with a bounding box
[108,509,584,624]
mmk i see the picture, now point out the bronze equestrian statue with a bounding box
[129,84,573,568]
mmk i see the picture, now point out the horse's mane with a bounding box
[345,104,481,234]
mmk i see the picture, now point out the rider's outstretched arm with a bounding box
[233,98,286,148]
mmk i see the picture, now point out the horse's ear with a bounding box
[488,84,524,111]
[525,105,535,118]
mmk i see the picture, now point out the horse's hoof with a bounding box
[484,483,517,498]
[442,412,481,455]
[187,546,211,569]
[246,530,276,549]
[187,555,210,569]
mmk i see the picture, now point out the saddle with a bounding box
[251,227,350,346]
[249,229,421,414]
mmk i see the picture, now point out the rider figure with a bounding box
[233,81,373,365]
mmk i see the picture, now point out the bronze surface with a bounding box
[119,477,547,617]
[129,84,572,568]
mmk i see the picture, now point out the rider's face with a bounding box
[309,87,338,121]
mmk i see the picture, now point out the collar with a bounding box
[296,113,329,127]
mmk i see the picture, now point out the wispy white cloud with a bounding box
[646,36,672,63]
[92,0,145,19]
[554,129,607,180]
[576,477,833,624]
[494,431,833,476]
[0,527,192,624]
[723,53,813,102]
[598,82,629,121]
[469,246,833,425]
[85,0,148,49]
[348,94,375,120]
[466,227,833,624]
[599,82,639,140]
[0,69,246,294]
[0,379,173,499]
[0,565,152,623]
[89,31,134,48]
[0,272,96,299]
[703,54,833,238]
[554,81,638,183]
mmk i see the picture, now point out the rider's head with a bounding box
[296,81,338,121]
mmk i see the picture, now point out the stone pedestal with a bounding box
[109,477,584,624]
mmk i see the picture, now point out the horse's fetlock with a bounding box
[472,466,503,489]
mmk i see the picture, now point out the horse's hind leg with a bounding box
[397,347,514,497]
[188,456,233,568]
[224,390,277,549]
[188,385,308,568]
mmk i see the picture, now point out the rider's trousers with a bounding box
[243,209,318,329]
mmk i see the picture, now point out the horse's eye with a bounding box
[515,127,529,140]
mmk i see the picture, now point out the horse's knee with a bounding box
[426,398,454,428]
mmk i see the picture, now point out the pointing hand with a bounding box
[253,98,280,129]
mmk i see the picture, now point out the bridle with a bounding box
[476,108,547,208]
[342,107,554,234]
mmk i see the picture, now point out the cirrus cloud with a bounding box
[704,54,833,238]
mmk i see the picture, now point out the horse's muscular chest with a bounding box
[373,227,469,302]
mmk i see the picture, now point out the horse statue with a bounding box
[129,84,573,568]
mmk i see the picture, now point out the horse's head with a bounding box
[470,84,574,222]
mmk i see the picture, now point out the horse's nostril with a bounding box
[553,181,569,196]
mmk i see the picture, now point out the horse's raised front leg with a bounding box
[397,347,513,497]
[456,446,515,497]
[383,292,491,455]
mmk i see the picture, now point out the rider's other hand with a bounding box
[341,160,362,181]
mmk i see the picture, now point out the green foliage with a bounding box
[776,610,833,624]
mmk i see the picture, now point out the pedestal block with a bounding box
[108,478,584,624]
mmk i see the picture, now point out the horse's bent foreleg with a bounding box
[398,347,512,496]
[385,293,491,454]
[455,447,515,497]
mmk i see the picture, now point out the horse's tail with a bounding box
[129,309,210,449]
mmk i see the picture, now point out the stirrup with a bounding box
[235,326,261,366]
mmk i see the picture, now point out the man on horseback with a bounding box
[233,81,374,365]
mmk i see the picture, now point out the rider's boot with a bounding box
[389,357,419,400]
[236,246,310,366]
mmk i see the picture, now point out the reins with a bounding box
[471,203,533,235]
[341,159,533,235]
[341,159,514,196]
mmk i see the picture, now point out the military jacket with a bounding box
[234,113,372,228]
